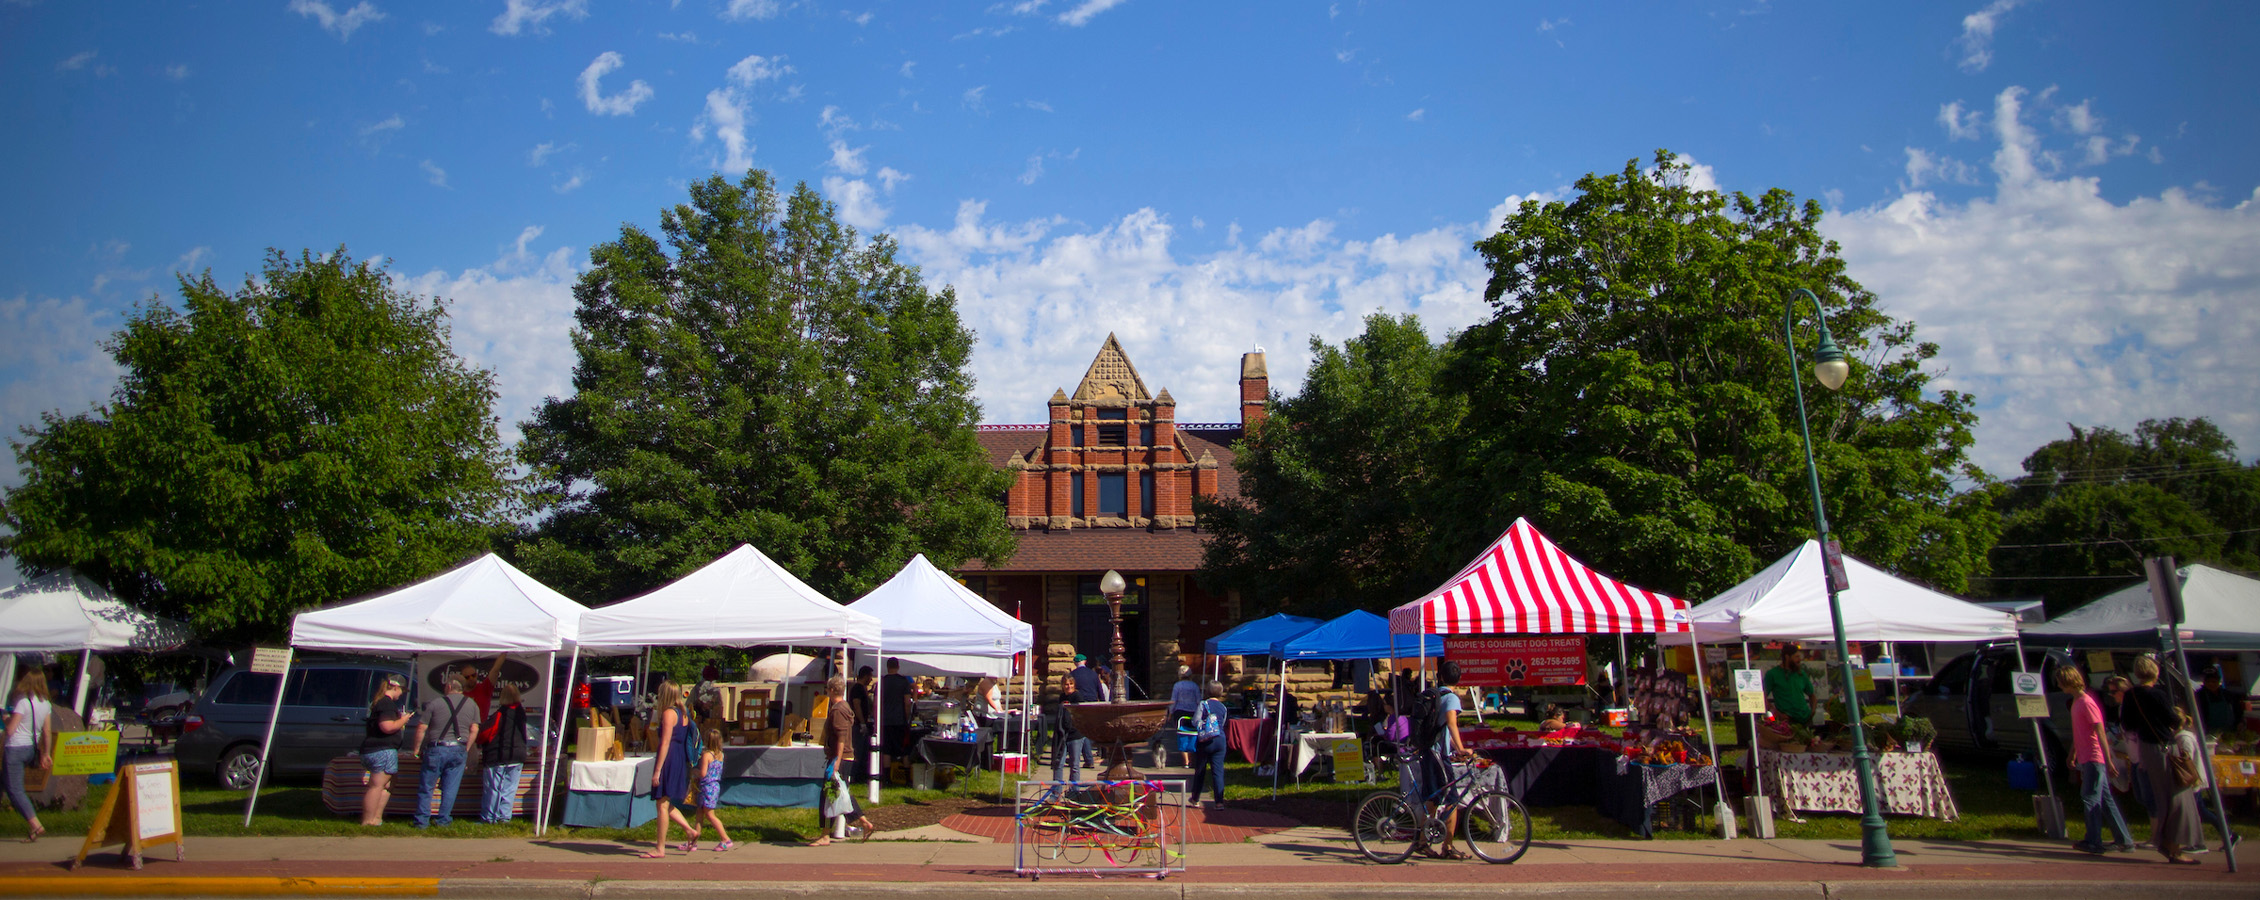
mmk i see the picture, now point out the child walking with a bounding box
[674,725,734,852]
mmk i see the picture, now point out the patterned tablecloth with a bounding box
[1762,751,1958,820]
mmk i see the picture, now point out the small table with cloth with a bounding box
[560,744,828,828]
[1286,732,1360,782]
[1476,746,1718,837]
[1761,750,1958,821]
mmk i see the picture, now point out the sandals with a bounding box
[677,840,698,853]
[637,850,666,859]
[714,840,735,852]
[856,818,876,841]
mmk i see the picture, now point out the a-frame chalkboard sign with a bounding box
[70,759,185,870]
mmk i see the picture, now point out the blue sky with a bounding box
[4,1,2257,505]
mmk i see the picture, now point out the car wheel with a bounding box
[147,705,179,724]
[217,744,264,791]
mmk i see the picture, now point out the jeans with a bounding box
[1053,737,1094,783]
[482,763,521,823]
[4,745,35,821]
[1193,738,1228,803]
[2075,762,2131,849]
[414,744,468,827]
[2198,789,2234,847]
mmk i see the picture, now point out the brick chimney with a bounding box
[1239,350,1269,429]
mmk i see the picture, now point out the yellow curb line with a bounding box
[0,877,438,896]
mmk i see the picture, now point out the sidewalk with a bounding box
[0,829,2250,898]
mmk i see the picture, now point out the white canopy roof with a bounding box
[291,553,592,653]
[848,553,1031,668]
[0,569,193,653]
[577,544,882,651]
[1663,539,2019,645]
[2025,563,2260,650]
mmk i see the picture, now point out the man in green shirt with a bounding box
[1764,646,1820,726]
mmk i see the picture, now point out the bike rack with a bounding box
[1012,778,1189,880]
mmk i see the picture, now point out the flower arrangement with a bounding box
[1895,716,1936,751]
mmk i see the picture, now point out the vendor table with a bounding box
[1286,732,1359,781]
[1476,746,1716,837]
[1226,717,1276,765]
[561,744,827,829]
[320,752,546,818]
[2212,753,2260,791]
[1762,751,1958,821]
[919,733,992,772]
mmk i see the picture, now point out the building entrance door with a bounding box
[1077,574,1150,700]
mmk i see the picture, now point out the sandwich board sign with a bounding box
[71,759,184,870]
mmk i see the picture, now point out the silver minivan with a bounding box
[174,660,411,789]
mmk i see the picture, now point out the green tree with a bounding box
[1986,417,2260,613]
[512,170,1013,605]
[1,249,517,645]
[1435,150,1999,602]
[1199,313,1466,618]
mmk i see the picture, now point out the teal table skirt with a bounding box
[562,777,821,828]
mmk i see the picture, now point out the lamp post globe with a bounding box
[1100,570,1128,700]
[1781,287,1896,868]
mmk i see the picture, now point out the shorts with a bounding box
[361,748,399,775]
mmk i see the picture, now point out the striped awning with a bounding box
[1388,518,1691,635]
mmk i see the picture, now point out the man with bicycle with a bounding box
[1418,661,1477,859]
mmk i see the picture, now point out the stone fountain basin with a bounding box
[1066,701,1173,746]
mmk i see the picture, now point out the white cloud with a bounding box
[56,51,96,72]
[823,176,890,232]
[1954,0,2026,73]
[360,114,405,137]
[577,51,654,116]
[963,85,988,112]
[527,140,570,166]
[420,159,450,188]
[1020,100,1053,113]
[491,0,588,36]
[2057,99,2101,135]
[1537,17,1569,32]
[1057,0,1127,27]
[900,60,917,78]
[696,88,755,172]
[846,10,873,25]
[395,229,583,445]
[819,105,856,137]
[1009,0,1049,13]
[553,169,588,194]
[289,0,387,41]
[164,63,191,81]
[1018,155,1045,186]
[174,246,211,272]
[1902,146,1978,188]
[726,54,792,87]
[1406,108,1426,122]
[876,166,908,193]
[0,294,125,482]
[1829,85,2260,475]
[891,197,1510,428]
[1939,100,1982,141]
[658,31,700,43]
[721,0,782,21]
[828,140,869,175]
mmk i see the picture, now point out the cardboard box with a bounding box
[575,726,616,762]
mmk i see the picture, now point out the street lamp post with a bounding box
[1781,287,1897,868]
[1101,569,1129,700]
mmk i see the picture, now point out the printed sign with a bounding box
[1330,738,1365,782]
[2011,671,2044,696]
[248,647,292,675]
[1444,636,1586,686]
[1734,669,1766,715]
[2015,694,2050,719]
[2086,651,2115,674]
[415,655,548,708]
[133,763,175,840]
[50,731,118,776]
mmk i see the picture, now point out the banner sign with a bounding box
[1444,636,1586,686]
[51,731,118,776]
[1734,669,1766,715]
[415,654,549,709]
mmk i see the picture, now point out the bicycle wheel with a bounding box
[1351,791,1419,864]
[1461,790,1531,864]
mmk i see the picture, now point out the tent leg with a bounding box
[1272,660,1285,799]
[73,649,93,720]
[1744,640,1765,805]
[531,650,554,835]
[1689,639,1727,832]
[1616,635,1630,707]
[545,647,581,836]
[241,649,293,827]
[869,641,882,806]
[2011,639,2061,809]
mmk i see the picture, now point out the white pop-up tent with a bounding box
[249,552,596,829]
[566,544,884,816]
[0,569,193,719]
[848,554,1034,771]
[1662,539,2020,647]
[2025,563,2260,650]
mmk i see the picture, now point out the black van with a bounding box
[173,659,412,789]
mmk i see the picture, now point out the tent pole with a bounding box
[1887,642,1903,719]
[1688,636,1727,831]
[1616,634,1630,707]
[1272,658,1285,799]
[241,648,293,826]
[868,640,883,806]
[544,646,581,836]
[73,648,93,719]
[531,649,555,835]
[1745,641,1763,806]
[2011,638,2061,813]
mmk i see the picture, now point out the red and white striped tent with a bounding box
[1388,518,1692,636]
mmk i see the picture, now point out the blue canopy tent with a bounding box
[1270,609,1442,662]
[1203,613,1324,683]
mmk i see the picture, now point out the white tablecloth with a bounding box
[569,756,654,793]
[1291,732,1359,778]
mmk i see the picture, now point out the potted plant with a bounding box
[1782,725,1814,755]
[1895,716,1936,753]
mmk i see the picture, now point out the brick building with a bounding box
[958,335,1267,698]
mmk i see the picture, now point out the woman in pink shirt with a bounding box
[2061,665,2133,854]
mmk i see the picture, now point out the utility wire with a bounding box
[1991,527,2260,550]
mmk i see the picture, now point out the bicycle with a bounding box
[1019,779,1181,868]
[1351,746,1531,864]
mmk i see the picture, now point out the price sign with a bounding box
[1444,636,1586,686]
[2015,695,2049,719]
[249,647,292,675]
[2086,651,2115,674]
[1734,669,1766,715]
[1330,738,1365,783]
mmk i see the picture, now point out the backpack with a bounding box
[679,710,704,763]
[1410,686,1452,750]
